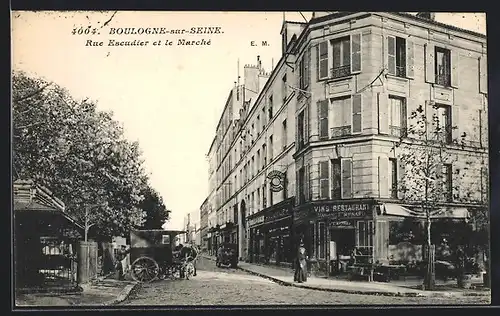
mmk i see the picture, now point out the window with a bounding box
[389,158,398,198]
[389,96,407,137]
[256,115,260,136]
[256,190,261,212]
[251,156,255,178]
[234,175,237,193]
[299,51,310,89]
[388,36,406,77]
[318,41,329,80]
[319,161,329,199]
[435,47,451,87]
[442,164,453,202]
[262,144,267,167]
[262,106,267,127]
[435,105,452,144]
[269,135,273,160]
[251,192,255,213]
[256,149,260,172]
[318,100,329,140]
[262,184,267,209]
[282,74,288,101]
[298,167,305,204]
[162,235,171,244]
[331,159,341,199]
[357,221,373,247]
[332,36,351,78]
[297,111,305,149]
[282,119,287,149]
[251,124,255,144]
[330,96,351,138]
[268,95,273,120]
[269,185,274,206]
[318,222,326,259]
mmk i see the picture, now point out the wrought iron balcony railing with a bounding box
[389,126,408,138]
[396,66,406,78]
[436,74,451,87]
[331,65,351,79]
[330,125,352,138]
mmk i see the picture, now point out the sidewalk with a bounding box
[15,275,140,307]
[201,255,490,298]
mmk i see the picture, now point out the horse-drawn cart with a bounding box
[129,229,192,282]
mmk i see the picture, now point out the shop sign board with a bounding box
[313,201,373,220]
[248,215,265,227]
[329,220,355,229]
[264,207,291,223]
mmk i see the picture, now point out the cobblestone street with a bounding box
[121,257,490,306]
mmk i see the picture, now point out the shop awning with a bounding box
[382,203,469,219]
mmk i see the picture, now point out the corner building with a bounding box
[292,12,487,276]
[204,12,488,274]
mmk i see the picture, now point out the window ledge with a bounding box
[385,74,410,82]
[432,83,453,91]
[325,75,353,84]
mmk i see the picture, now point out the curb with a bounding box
[104,282,141,306]
[202,256,489,298]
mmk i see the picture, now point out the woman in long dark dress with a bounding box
[294,243,308,283]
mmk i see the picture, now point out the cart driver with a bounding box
[180,243,198,277]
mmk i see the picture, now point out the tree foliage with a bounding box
[12,71,170,239]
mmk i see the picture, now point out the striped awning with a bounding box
[382,203,469,219]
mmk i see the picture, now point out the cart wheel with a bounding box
[131,257,159,283]
[185,262,194,280]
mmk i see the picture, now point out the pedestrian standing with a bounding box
[294,242,308,283]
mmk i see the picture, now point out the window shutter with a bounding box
[304,102,310,143]
[350,33,362,73]
[318,41,329,80]
[378,156,389,198]
[352,94,362,134]
[426,100,436,140]
[452,106,460,143]
[318,100,329,140]
[479,56,488,94]
[341,158,353,199]
[406,39,415,78]
[305,48,311,88]
[305,165,310,200]
[425,43,435,83]
[378,93,390,134]
[451,50,460,88]
[319,161,330,199]
[387,36,396,75]
[397,160,405,200]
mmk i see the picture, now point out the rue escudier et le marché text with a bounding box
[85,27,222,47]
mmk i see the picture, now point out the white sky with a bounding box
[11,11,486,231]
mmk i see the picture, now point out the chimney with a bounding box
[416,12,436,21]
[257,55,262,70]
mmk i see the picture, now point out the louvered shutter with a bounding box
[451,50,460,88]
[352,94,362,133]
[318,100,329,140]
[318,41,329,80]
[319,161,330,199]
[378,92,390,134]
[378,157,389,198]
[387,36,396,75]
[351,33,362,73]
[341,158,353,199]
[304,101,310,144]
[425,43,435,83]
[406,39,415,78]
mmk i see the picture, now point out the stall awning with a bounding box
[382,203,469,219]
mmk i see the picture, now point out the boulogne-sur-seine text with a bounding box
[108,27,223,35]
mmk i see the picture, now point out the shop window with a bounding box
[357,221,373,248]
[318,222,326,259]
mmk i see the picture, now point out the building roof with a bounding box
[309,12,486,39]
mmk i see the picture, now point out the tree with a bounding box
[12,71,154,239]
[391,101,488,290]
[138,185,171,229]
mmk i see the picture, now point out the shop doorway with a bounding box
[330,228,356,275]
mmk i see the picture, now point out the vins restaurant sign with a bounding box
[313,201,373,220]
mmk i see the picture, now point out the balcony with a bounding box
[396,66,406,78]
[331,65,351,79]
[389,126,408,138]
[436,74,451,87]
[330,125,351,138]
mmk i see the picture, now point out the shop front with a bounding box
[247,197,295,267]
[293,199,376,276]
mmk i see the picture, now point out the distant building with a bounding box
[200,197,209,251]
[183,209,201,246]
